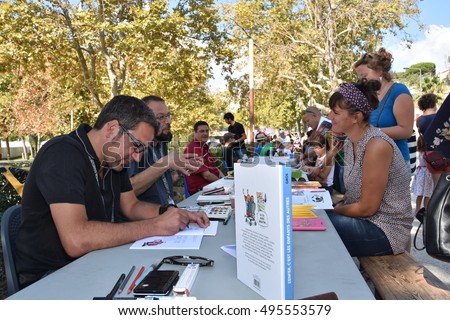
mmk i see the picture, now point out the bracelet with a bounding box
[159,203,177,215]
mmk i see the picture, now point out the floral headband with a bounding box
[338,83,372,113]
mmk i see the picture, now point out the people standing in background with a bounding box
[422,93,450,187]
[354,48,414,165]
[223,112,247,160]
[416,93,438,135]
[411,135,434,213]
[415,93,439,186]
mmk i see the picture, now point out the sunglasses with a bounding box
[161,255,214,267]
[119,124,146,154]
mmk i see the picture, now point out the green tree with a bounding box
[0,0,236,145]
[221,0,420,129]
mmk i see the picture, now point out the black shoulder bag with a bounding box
[414,172,450,262]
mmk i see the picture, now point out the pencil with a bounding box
[106,273,126,299]
[118,265,135,294]
[127,266,145,294]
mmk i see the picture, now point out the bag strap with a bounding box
[376,83,396,127]
[413,220,425,251]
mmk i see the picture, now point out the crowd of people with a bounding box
[13,46,450,290]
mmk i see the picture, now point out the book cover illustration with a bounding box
[243,190,269,227]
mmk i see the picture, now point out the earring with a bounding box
[379,76,383,82]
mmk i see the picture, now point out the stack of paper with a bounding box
[292,205,317,218]
[196,194,231,205]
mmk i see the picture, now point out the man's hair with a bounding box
[223,132,235,143]
[223,112,234,121]
[142,95,165,104]
[194,120,209,132]
[94,95,159,133]
[302,106,321,116]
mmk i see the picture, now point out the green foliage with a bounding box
[396,62,447,98]
[221,0,421,130]
[0,0,236,143]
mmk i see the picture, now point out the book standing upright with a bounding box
[234,162,293,300]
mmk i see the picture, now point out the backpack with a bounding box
[414,172,450,262]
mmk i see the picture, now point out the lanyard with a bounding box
[75,129,115,222]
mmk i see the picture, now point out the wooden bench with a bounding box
[359,252,450,300]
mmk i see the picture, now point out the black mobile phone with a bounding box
[133,270,179,296]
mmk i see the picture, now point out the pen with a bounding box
[119,265,135,294]
[106,273,126,299]
[127,266,145,294]
[223,213,231,225]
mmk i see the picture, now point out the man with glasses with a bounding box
[301,106,331,165]
[15,95,209,289]
[128,95,202,205]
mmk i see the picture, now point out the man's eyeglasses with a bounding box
[155,112,172,122]
[161,255,214,267]
[119,124,146,154]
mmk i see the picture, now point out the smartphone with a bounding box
[133,270,179,296]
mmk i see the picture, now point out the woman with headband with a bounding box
[327,81,413,257]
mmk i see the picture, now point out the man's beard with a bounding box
[157,131,173,143]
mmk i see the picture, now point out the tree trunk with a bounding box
[5,138,11,160]
[22,139,29,160]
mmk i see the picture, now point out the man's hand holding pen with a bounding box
[157,206,209,234]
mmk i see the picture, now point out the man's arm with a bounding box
[50,190,209,258]
[200,170,221,182]
[130,152,202,196]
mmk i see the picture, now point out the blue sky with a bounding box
[383,0,450,73]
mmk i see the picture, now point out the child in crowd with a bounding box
[411,135,434,213]
[302,134,334,195]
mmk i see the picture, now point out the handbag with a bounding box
[414,172,450,262]
[423,150,450,171]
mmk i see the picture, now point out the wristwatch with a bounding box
[159,203,177,215]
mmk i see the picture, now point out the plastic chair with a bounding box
[183,175,191,198]
[1,204,22,296]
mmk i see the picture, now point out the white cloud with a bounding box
[386,25,450,74]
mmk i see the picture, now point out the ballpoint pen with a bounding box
[119,265,135,294]
[127,266,145,294]
[223,213,232,225]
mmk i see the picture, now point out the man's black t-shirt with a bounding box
[228,122,246,149]
[15,124,132,288]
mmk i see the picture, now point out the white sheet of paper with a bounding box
[177,221,219,236]
[221,244,236,258]
[292,188,333,209]
[130,235,203,250]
